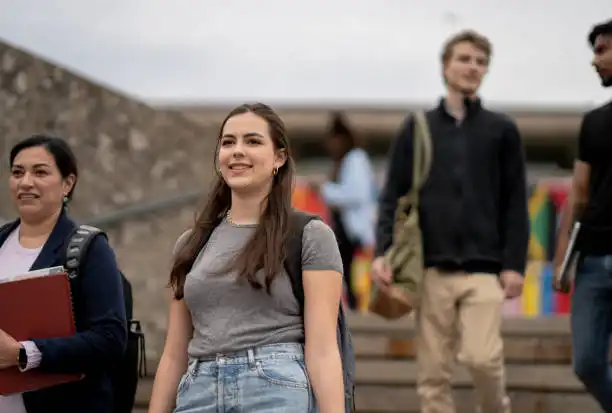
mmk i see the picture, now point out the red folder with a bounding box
[0,271,82,395]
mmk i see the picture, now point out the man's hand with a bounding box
[552,266,562,292]
[0,329,20,369]
[371,256,393,291]
[552,265,573,294]
[500,270,524,299]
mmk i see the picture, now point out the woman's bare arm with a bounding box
[148,295,193,413]
[303,268,344,413]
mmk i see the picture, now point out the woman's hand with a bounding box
[0,329,21,369]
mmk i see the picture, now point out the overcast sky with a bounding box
[0,0,610,108]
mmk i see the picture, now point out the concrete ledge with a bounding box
[356,360,583,391]
[171,104,586,143]
[353,336,612,364]
[354,386,599,413]
[135,370,594,412]
[348,313,572,337]
[134,314,585,412]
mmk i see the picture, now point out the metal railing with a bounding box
[86,190,202,228]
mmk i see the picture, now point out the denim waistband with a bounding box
[190,342,305,367]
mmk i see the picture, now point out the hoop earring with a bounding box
[273,167,278,176]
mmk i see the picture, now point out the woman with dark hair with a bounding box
[148,103,345,413]
[0,135,127,413]
[311,112,377,310]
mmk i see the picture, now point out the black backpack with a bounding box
[197,210,356,412]
[64,225,147,413]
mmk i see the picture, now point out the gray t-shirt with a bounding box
[180,218,343,358]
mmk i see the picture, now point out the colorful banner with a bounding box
[291,177,574,317]
[292,180,330,224]
[528,184,554,262]
[351,248,373,313]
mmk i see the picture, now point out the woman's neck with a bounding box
[19,209,60,248]
[229,192,267,225]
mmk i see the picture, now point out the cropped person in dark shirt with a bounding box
[371,30,529,413]
[553,19,612,412]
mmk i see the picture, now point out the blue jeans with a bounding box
[571,254,612,412]
[174,343,317,412]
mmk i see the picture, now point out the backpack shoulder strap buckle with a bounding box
[65,224,106,280]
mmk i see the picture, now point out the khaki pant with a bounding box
[416,268,510,413]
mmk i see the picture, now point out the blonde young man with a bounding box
[372,30,529,413]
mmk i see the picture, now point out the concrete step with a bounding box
[133,315,599,413]
[347,313,573,338]
[353,335,612,364]
[347,314,602,412]
[356,359,582,391]
[354,386,601,413]
[135,373,600,413]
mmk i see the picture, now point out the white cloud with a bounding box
[0,0,610,107]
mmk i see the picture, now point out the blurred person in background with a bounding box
[371,30,529,413]
[148,103,345,413]
[553,19,612,412]
[310,112,377,311]
[0,135,127,413]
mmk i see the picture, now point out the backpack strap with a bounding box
[0,222,12,238]
[65,224,150,380]
[283,210,356,412]
[284,210,321,312]
[65,224,107,280]
[396,110,433,215]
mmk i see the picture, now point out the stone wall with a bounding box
[0,39,217,222]
[0,39,221,362]
[102,202,200,362]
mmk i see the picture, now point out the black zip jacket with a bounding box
[375,98,529,275]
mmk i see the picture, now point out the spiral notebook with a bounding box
[0,268,82,395]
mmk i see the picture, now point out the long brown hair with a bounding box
[169,103,295,300]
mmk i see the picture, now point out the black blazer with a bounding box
[0,210,127,413]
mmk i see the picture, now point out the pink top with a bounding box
[0,227,44,413]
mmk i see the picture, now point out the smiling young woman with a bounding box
[148,103,346,413]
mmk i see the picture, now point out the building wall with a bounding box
[0,40,217,222]
[0,40,218,361]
